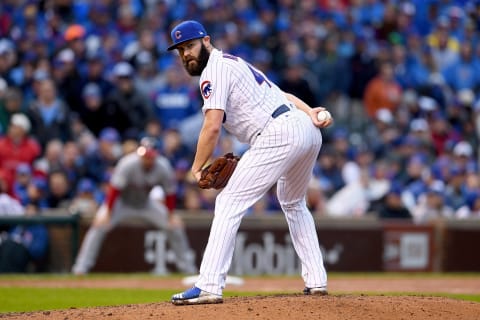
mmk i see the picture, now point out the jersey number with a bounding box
[247,64,271,87]
[223,53,271,87]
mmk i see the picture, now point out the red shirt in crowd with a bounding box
[0,136,41,190]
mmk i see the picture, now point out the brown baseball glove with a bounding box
[198,152,240,189]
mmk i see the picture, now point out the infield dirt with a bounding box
[1,276,480,320]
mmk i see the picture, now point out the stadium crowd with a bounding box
[0,0,479,227]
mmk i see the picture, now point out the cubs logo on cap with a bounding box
[168,20,208,51]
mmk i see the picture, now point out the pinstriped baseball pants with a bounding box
[195,109,328,295]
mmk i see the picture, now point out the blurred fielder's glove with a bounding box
[198,153,240,189]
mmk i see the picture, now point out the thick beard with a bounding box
[184,44,210,76]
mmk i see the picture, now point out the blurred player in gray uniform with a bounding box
[72,137,196,275]
[168,21,332,305]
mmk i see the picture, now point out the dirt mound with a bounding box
[2,295,479,320]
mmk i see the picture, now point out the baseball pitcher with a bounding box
[167,20,333,305]
[72,137,196,275]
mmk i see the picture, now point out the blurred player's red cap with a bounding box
[137,137,158,158]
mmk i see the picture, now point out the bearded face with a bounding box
[182,42,210,76]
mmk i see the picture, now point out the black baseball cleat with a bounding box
[303,287,328,296]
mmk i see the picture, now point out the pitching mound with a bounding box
[2,295,479,320]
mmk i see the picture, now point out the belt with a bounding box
[271,104,290,118]
[255,104,291,141]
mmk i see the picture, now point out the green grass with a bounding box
[443,293,480,303]
[0,284,263,314]
[0,287,176,313]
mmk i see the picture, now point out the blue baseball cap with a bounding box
[99,127,120,143]
[167,20,208,51]
[77,178,96,193]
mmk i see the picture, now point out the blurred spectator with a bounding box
[0,172,49,273]
[0,113,41,190]
[60,141,87,186]
[427,18,459,71]
[104,61,154,137]
[78,82,109,136]
[367,160,393,206]
[374,3,399,42]
[63,24,87,64]
[121,134,140,155]
[124,27,161,67]
[52,48,84,115]
[69,177,100,216]
[312,34,350,111]
[326,168,371,217]
[133,49,166,98]
[451,140,476,172]
[251,48,278,83]
[342,144,374,185]
[82,51,113,96]
[409,118,433,148]
[171,158,191,208]
[314,147,344,198]
[12,163,32,206]
[397,153,428,188]
[26,78,73,148]
[160,128,191,164]
[429,112,457,156]
[142,118,163,141]
[24,177,49,215]
[445,165,468,210]
[151,63,198,130]
[0,39,16,85]
[443,41,480,94]
[278,58,317,108]
[363,60,403,119]
[391,44,411,89]
[178,111,204,153]
[376,182,412,220]
[306,177,327,216]
[348,34,377,130]
[455,190,480,219]
[26,70,50,103]
[6,197,49,272]
[182,182,203,211]
[0,172,24,216]
[32,139,63,177]
[0,87,24,134]
[46,169,73,209]
[84,127,121,183]
[411,180,454,224]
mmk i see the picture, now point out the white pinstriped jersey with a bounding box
[110,153,177,208]
[199,49,291,144]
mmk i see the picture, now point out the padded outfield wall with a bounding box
[1,212,479,273]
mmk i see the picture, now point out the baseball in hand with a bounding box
[317,110,332,122]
